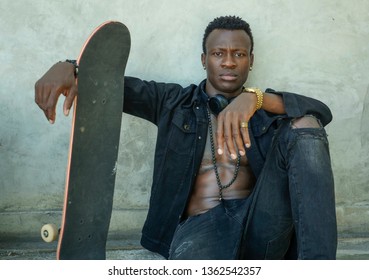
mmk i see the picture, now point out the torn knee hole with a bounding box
[291,115,322,129]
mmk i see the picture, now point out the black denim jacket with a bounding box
[123,77,332,258]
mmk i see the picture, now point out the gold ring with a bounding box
[240,121,248,128]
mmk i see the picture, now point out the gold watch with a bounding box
[244,88,264,110]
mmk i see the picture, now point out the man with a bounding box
[35,16,337,259]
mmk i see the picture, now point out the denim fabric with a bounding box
[239,119,337,259]
[168,118,337,260]
[169,198,250,260]
[122,77,335,258]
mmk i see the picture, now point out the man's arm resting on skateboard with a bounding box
[34,61,78,124]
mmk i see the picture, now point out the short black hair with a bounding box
[202,16,254,54]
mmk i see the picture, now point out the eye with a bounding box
[234,52,246,57]
[213,51,223,57]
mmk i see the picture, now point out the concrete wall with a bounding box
[1,0,368,240]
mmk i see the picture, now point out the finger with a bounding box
[42,109,50,123]
[45,87,61,124]
[222,112,238,160]
[34,80,46,109]
[46,103,57,124]
[35,81,52,123]
[240,124,251,149]
[231,115,245,157]
[63,84,78,116]
[34,80,42,107]
[234,119,246,156]
[215,113,225,155]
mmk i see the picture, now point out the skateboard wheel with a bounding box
[41,224,58,242]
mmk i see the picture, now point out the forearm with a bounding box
[266,89,333,126]
[242,88,286,116]
[244,88,332,126]
[260,92,286,115]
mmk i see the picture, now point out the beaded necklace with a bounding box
[206,108,241,201]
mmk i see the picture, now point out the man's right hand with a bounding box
[34,61,78,124]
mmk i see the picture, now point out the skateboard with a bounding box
[40,21,130,259]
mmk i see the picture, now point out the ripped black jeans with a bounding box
[169,198,250,260]
[239,116,337,259]
[169,116,337,260]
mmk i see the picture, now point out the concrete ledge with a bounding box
[0,235,164,260]
[1,207,369,260]
[336,237,369,260]
[336,204,369,236]
[0,209,148,240]
[1,237,368,260]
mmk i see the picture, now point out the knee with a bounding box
[291,115,322,129]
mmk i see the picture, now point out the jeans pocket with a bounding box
[265,224,293,259]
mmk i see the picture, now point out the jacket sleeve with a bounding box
[123,76,184,125]
[265,88,333,126]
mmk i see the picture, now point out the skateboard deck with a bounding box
[49,21,130,259]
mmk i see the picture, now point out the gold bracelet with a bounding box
[244,87,264,110]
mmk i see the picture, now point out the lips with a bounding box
[220,72,238,81]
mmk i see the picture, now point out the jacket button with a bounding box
[183,124,190,130]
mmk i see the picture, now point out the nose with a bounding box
[221,53,236,68]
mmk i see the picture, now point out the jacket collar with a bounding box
[182,79,207,109]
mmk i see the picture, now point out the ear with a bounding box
[250,52,254,68]
[201,53,206,68]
